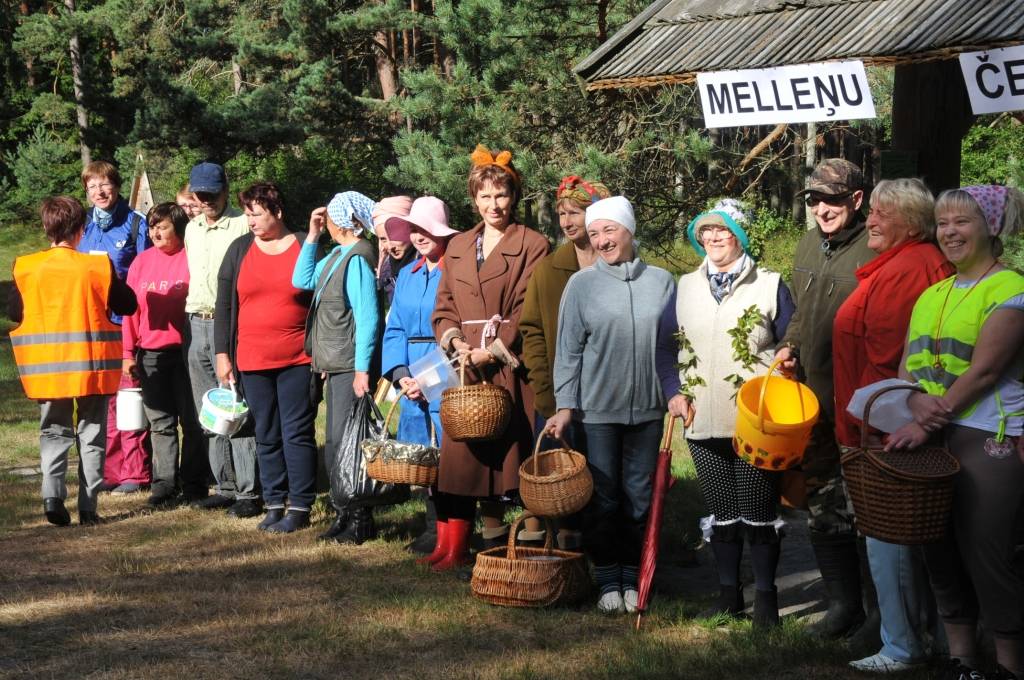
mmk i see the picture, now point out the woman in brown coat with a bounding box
[428,145,549,571]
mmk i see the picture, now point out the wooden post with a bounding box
[891,60,974,193]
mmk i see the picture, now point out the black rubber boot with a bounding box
[808,533,866,638]
[407,496,438,554]
[752,587,780,629]
[317,508,349,542]
[332,507,376,545]
[699,584,745,618]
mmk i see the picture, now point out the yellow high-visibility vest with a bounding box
[905,269,1024,417]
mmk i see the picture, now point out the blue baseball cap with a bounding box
[189,162,227,194]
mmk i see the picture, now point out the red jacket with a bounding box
[832,240,954,447]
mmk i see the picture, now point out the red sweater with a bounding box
[236,240,311,372]
[832,240,954,447]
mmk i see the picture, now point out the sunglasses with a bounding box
[805,191,853,208]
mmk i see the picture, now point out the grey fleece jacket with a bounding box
[553,255,675,424]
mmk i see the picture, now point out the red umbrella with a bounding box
[635,415,683,629]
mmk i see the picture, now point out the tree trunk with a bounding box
[19,1,34,87]
[597,0,609,42]
[232,59,243,95]
[65,0,90,168]
[374,30,399,100]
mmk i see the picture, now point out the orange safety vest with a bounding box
[10,248,122,399]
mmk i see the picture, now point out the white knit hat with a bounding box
[585,196,635,234]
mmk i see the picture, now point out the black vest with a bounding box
[304,239,376,373]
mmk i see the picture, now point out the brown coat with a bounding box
[432,221,550,497]
[519,242,580,418]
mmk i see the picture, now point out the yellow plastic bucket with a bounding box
[733,358,819,471]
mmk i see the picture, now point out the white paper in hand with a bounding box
[846,378,917,434]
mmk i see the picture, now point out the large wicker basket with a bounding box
[519,437,592,517]
[363,388,439,487]
[841,384,960,545]
[471,512,590,608]
[440,362,511,442]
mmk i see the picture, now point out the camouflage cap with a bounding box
[797,158,864,196]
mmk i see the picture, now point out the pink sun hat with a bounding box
[405,196,458,238]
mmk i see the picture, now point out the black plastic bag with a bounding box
[329,394,409,510]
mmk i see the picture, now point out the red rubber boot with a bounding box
[431,518,472,572]
[416,520,449,565]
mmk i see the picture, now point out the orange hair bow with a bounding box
[470,144,519,183]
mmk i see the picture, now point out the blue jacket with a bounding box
[77,198,150,324]
[382,257,445,445]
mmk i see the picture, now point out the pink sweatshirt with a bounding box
[122,246,190,357]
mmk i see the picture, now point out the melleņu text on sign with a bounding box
[697,61,876,129]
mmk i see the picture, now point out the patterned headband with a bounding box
[557,175,611,205]
[962,185,1009,236]
[470,144,519,185]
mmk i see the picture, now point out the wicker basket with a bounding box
[363,388,439,487]
[841,384,960,545]
[471,512,590,608]
[519,436,593,517]
[440,362,511,442]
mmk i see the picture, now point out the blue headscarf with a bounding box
[327,191,377,236]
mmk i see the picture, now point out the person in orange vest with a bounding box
[8,196,137,526]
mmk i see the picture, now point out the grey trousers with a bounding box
[39,395,107,512]
[184,315,258,500]
[138,348,209,498]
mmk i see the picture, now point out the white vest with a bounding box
[676,257,780,439]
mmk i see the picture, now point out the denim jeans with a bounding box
[582,418,663,567]
[241,365,318,510]
[184,316,258,500]
[137,348,209,498]
[867,537,935,663]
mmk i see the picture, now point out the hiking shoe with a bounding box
[111,482,144,494]
[990,666,1019,680]
[597,590,625,615]
[938,658,986,680]
[191,494,234,510]
[146,490,179,508]
[43,498,71,526]
[79,511,102,526]
[848,652,922,673]
[226,499,263,518]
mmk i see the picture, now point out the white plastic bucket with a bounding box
[409,348,459,403]
[199,382,249,436]
[115,388,148,431]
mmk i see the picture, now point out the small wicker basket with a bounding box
[440,362,511,442]
[471,512,590,608]
[519,436,592,517]
[363,388,439,487]
[841,384,960,545]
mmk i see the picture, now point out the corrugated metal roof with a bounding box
[576,0,1024,89]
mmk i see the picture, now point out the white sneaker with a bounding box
[597,590,625,614]
[848,652,923,673]
[623,587,640,613]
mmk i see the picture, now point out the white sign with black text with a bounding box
[959,46,1024,115]
[697,60,876,128]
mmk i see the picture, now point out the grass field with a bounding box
[0,224,934,679]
